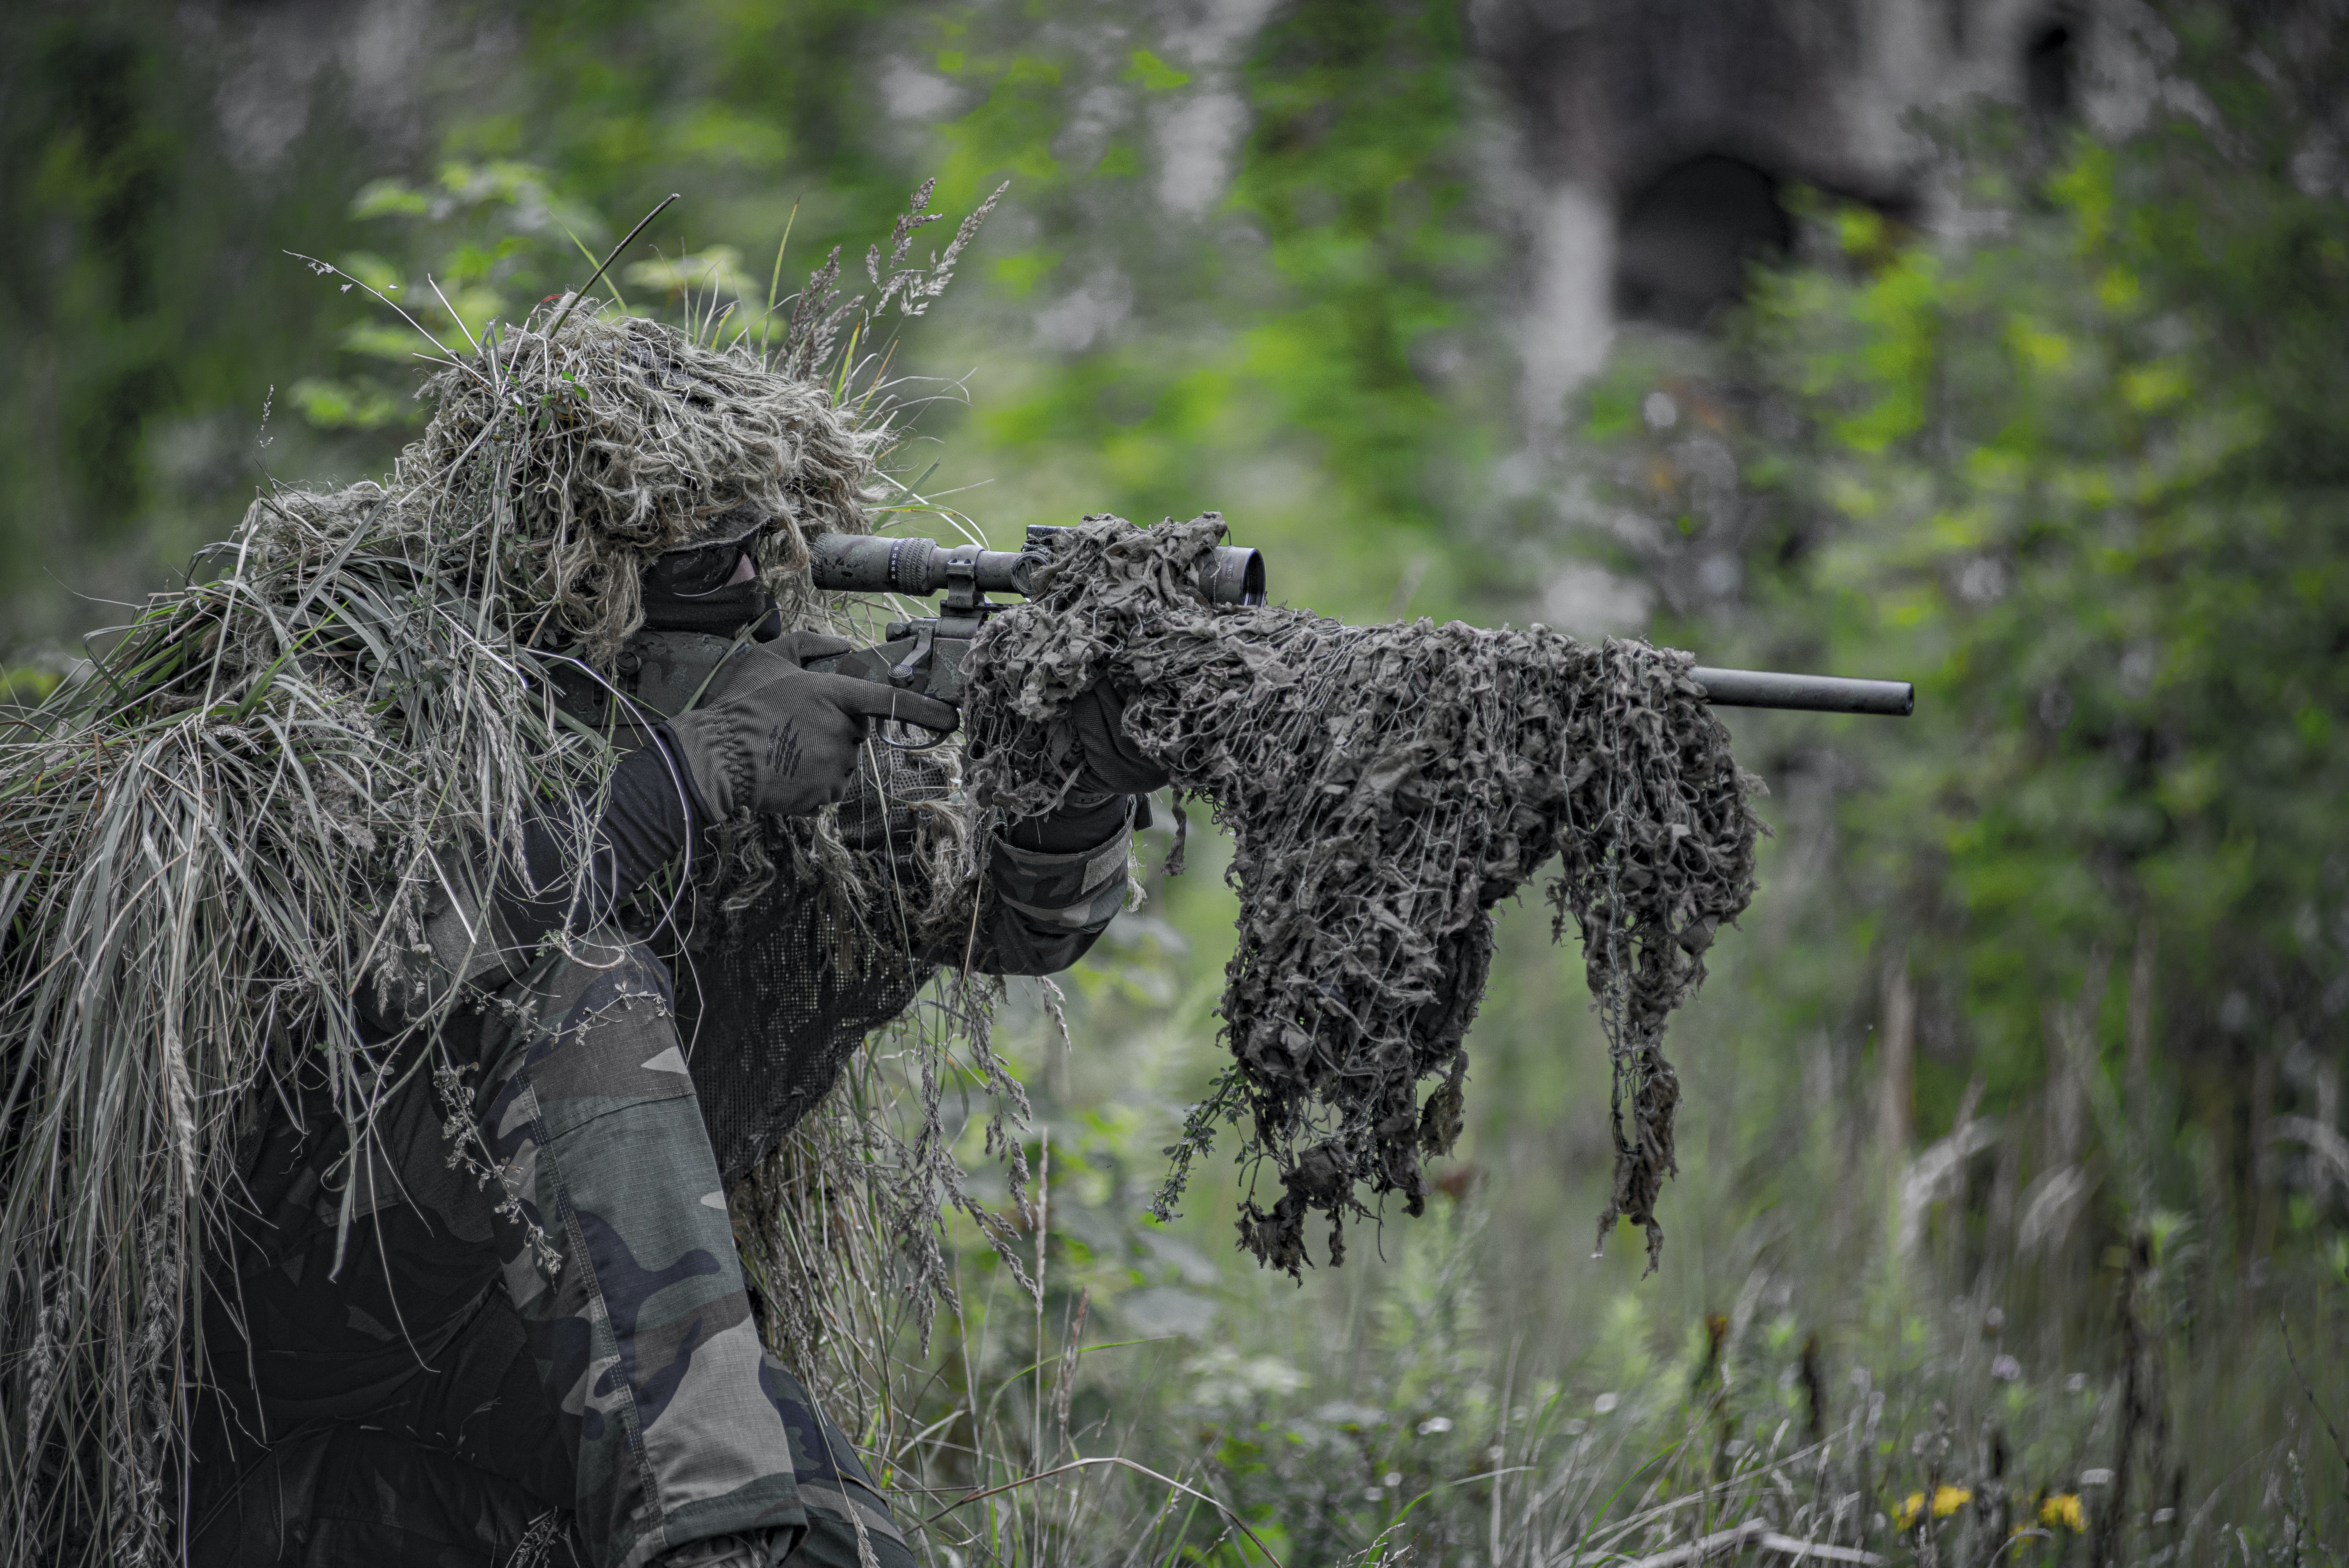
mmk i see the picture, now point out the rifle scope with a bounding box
[809,529,1268,607]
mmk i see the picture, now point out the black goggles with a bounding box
[644,515,767,599]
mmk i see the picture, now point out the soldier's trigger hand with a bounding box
[700,633,852,694]
[666,660,960,823]
[768,630,854,668]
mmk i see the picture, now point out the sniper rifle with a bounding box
[804,525,1914,723]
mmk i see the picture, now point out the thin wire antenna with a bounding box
[547,192,681,337]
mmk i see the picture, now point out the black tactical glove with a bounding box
[1006,682,1169,854]
[1067,681,1171,798]
[665,631,960,821]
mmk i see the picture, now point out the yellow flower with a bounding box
[2041,1493,2086,1532]
[1896,1486,1973,1529]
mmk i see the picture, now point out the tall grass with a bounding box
[764,1081,2344,1563]
[740,832,2347,1567]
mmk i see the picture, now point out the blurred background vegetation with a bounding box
[6,0,2347,1558]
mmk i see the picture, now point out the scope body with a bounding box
[810,527,1267,608]
[809,535,1032,598]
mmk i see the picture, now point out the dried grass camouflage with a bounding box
[0,295,923,1564]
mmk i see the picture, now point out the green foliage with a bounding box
[289,159,614,431]
[1232,0,1494,535]
[0,6,411,641]
[900,0,1506,613]
[1762,115,2349,1159]
[1568,18,2349,1409]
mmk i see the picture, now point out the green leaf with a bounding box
[351,178,429,219]
[1125,50,1192,91]
[288,377,410,430]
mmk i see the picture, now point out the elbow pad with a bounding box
[987,816,1134,937]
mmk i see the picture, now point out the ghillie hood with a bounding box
[298,308,888,665]
[0,302,913,1564]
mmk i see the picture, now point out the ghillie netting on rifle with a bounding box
[0,181,1014,1565]
[963,513,1765,1276]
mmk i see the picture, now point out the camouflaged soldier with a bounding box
[189,510,1165,1567]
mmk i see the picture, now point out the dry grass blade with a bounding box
[546,191,681,337]
[913,1456,1288,1568]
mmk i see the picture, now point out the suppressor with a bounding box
[1690,667,1915,716]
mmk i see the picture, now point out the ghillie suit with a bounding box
[0,266,1061,1564]
[963,513,1766,1274]
[3,217,1759,1564]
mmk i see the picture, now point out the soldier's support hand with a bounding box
[1003,681,1167,857]
[966,680,1158,976]
[666,631,961,821]
[1068,680,1170,796]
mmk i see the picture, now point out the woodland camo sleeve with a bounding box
[971,804,1138,975]
[844,742,1140,978]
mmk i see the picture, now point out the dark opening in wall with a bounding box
[1613,154,1791,329]
[2025,18,2076,119]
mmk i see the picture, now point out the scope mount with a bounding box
[876,525,1078,695]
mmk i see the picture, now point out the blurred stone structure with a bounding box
[1473,0,2139,423]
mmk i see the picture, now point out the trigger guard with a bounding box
[877,717,957,752]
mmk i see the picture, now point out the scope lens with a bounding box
[1203,545,1267,606]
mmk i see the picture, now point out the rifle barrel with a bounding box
[1690,667,1914,716]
